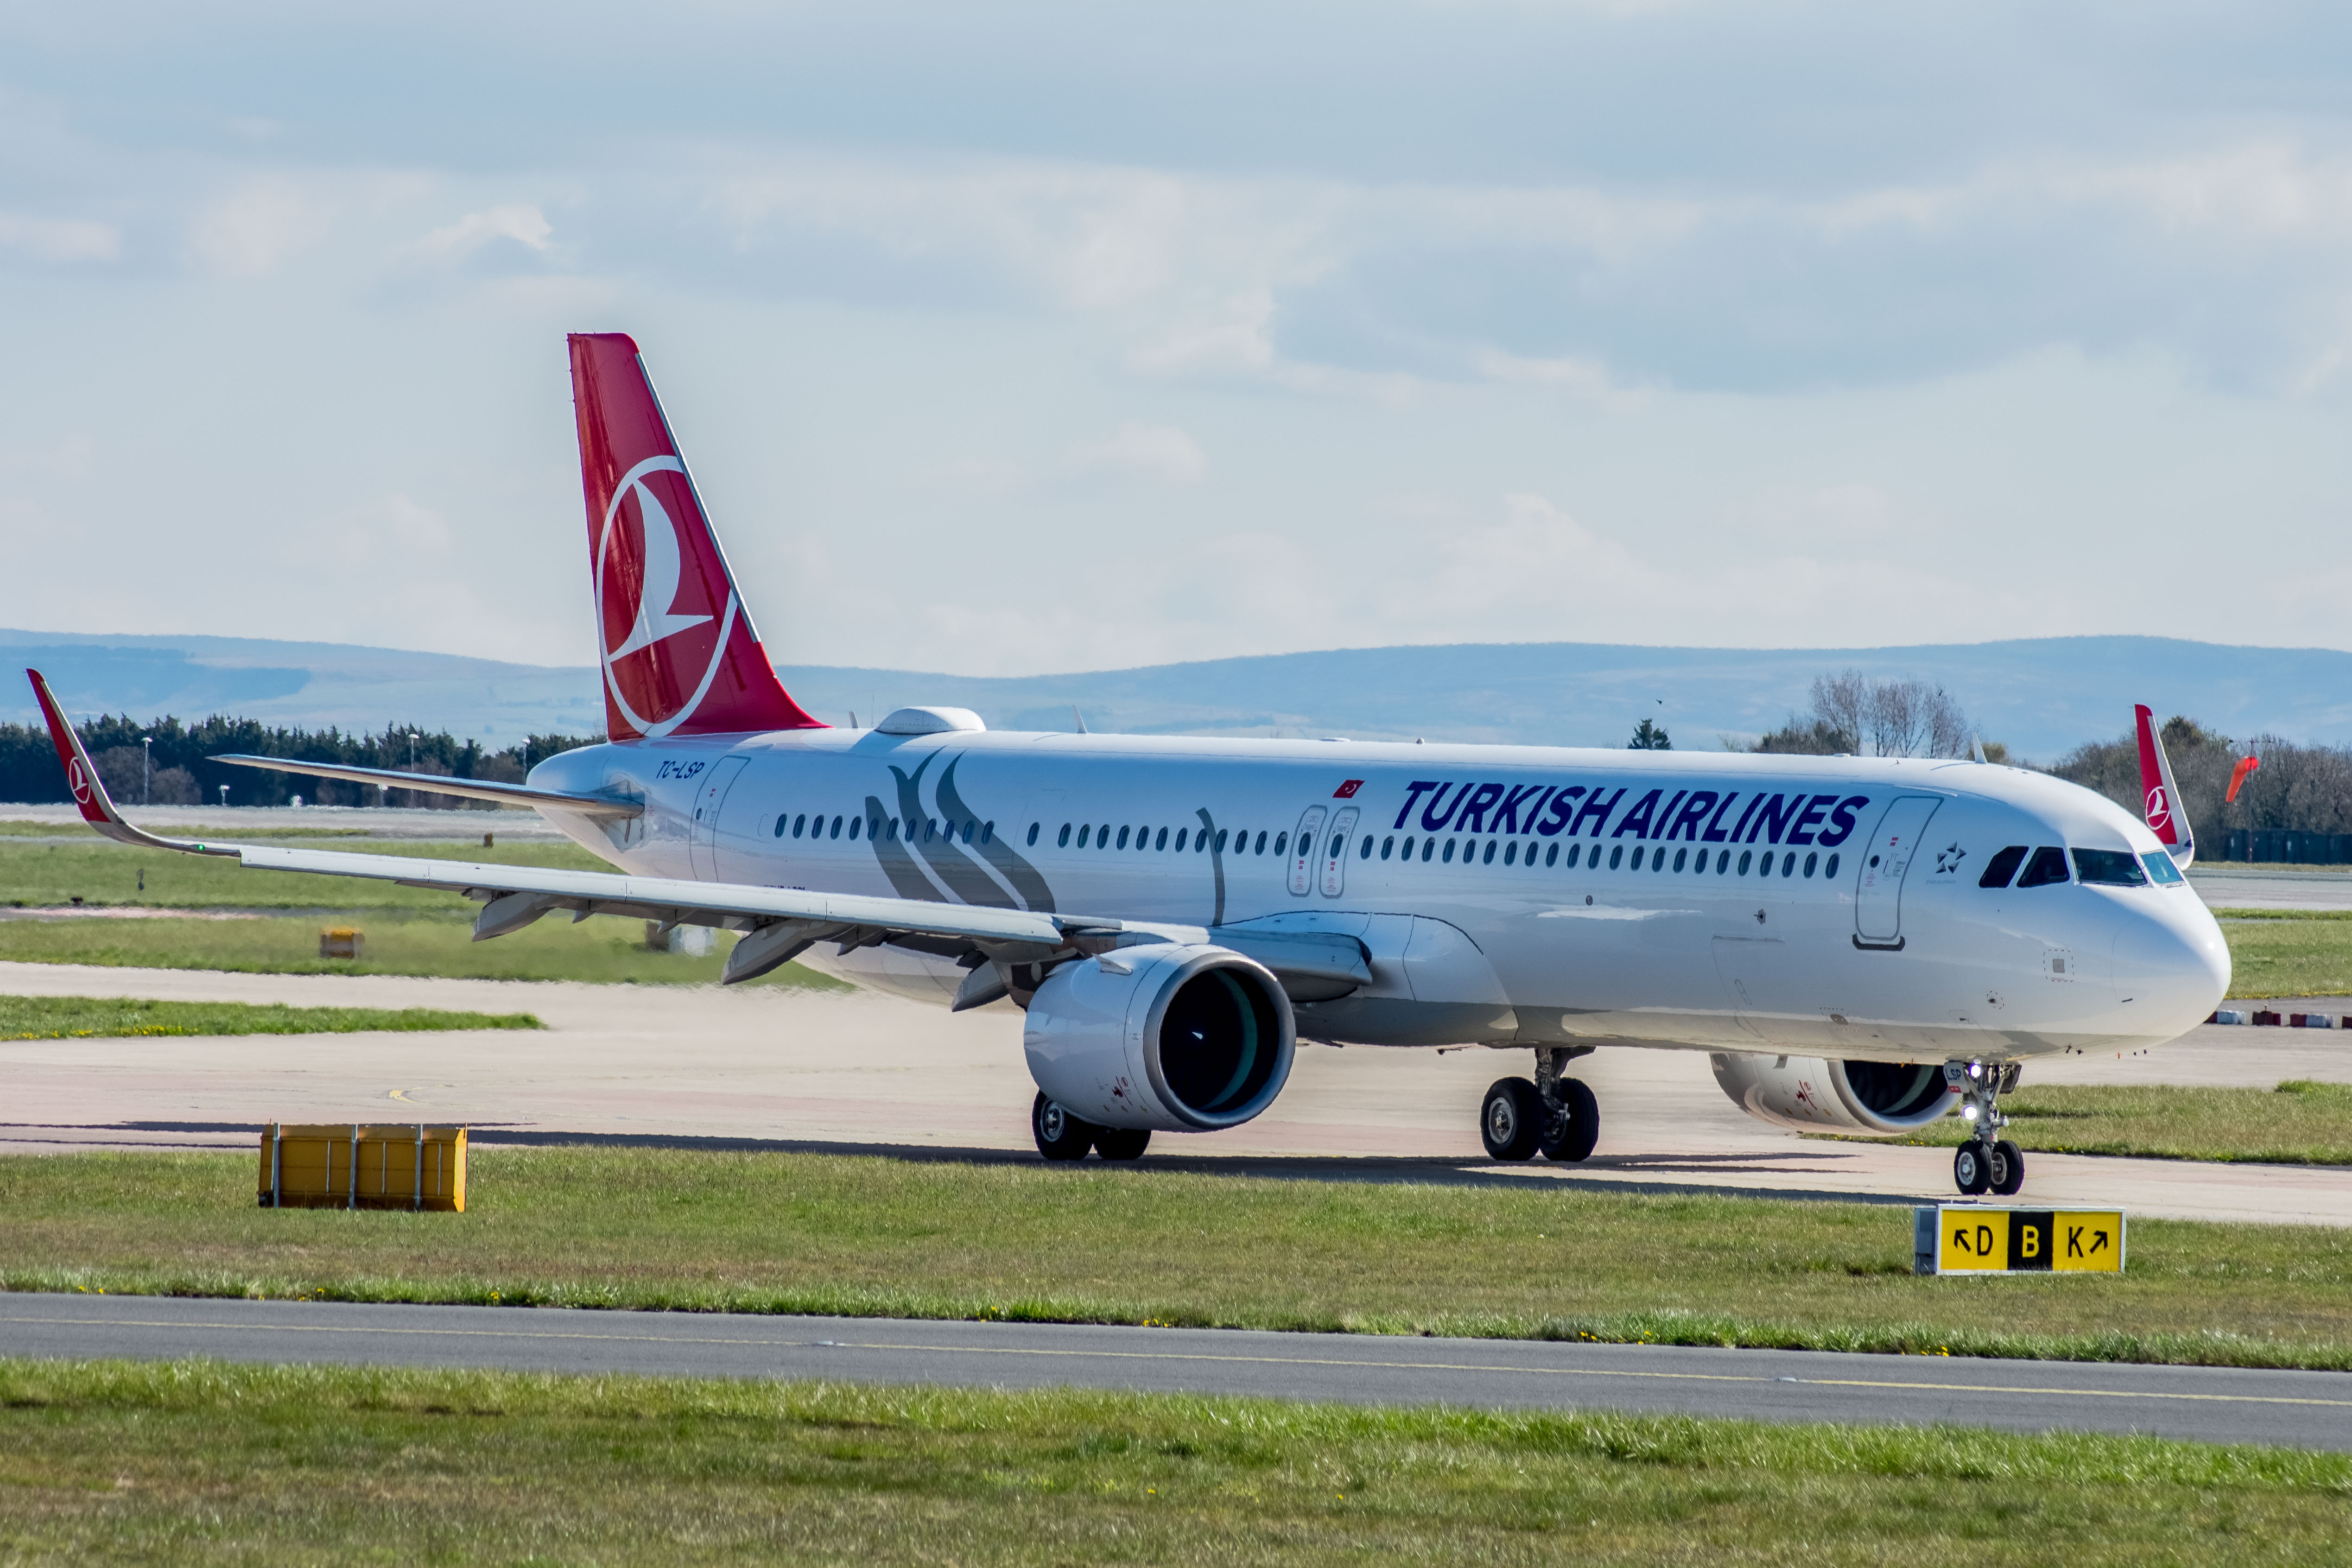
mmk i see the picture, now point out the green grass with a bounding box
[3,1362,2348,1566]
[0,909,848,987]
[2211,911,2352,997]
[8,1149,2352,1370]
[0,993,541,1040]
[0,819,375,838]
[0,833,613,909]
[1863,1081,2352,1165]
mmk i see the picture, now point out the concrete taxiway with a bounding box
[3,960,2348,1225]
[4,1294,2347,1451]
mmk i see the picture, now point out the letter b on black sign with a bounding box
[2009,1211,2054,1271]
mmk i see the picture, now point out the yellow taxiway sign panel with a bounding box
[1923,1208,2124,1275]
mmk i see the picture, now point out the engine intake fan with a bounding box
[1708,1052,1959,1135]
[1025,944,1295,1132]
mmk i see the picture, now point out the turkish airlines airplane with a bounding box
[28,334,2232,1197]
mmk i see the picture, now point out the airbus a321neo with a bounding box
[28,333,2231,1195]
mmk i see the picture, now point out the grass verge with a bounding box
[2210,910,2352,997]
[7,1149,2352,1370]
[0,909,847,987]
[0,994,541,1040]
[1838,1081,2352,1166]
[4,1360,2349,1565]
[0,833,612,910]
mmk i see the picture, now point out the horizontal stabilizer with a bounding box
[210,755,642,819]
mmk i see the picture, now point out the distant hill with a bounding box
[778,637,2352,762]
[0,629,602,743]
[7,629,2350,762]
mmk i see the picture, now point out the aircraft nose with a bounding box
[2111,902,2231,1035]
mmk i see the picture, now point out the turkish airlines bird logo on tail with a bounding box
[571,333,822,740]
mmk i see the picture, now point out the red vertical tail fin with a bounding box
[2133,703,2194,869]
[569,333,824,740]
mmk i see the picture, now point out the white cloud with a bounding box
[403,203,554,266]
[0,211,118,262]
[1066,423,1206,485]
[187,178,337,278]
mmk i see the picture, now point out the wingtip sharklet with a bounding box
[23,668,235,855]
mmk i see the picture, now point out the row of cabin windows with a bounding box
[1026,820,1844,881]
[1047,822,1274,855]
[774,813,993,846]
[1356,835,1840,880]
[1977,845,2184,889]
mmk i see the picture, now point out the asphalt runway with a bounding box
[7,960,2351,1224]
[5,1294,2347,1451]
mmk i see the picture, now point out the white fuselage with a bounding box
[526,729,2231,1066]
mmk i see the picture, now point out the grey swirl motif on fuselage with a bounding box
[1196,807,1223,927]
[886,753,1018,910]
[862,794,947,902]
[936,755,1056,914]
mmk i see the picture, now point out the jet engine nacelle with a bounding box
[1024,944,1295,1133]
[1708,1052,1959,1136]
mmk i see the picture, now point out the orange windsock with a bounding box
[2226,755,2261,804]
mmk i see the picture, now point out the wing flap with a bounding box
[237,844,1068,947]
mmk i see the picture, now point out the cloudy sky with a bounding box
[5,0,2350,676]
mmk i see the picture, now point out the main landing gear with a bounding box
[1032,1092,1151,1162]
[1481,1047,1599,1163]
[1949,1060,2024,1197]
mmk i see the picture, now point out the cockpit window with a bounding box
[2073,848,2149,887]
[2015,846,2071,888]
[1979,845,2028,889]
[2141,851,2186,885]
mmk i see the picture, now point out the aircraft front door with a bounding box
[1287,806,1327,898]
[1852,795,1941,949]
[689,755,748,880]
[1319,806,1360,897]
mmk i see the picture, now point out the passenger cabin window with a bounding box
[2142,851,2186,885]
[1979,845,2028,889]
[1028,823,1040,846]
[2016,846,2071,888]
[2073,848,2149,887]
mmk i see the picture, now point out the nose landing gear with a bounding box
[1948,1060,2024,1196]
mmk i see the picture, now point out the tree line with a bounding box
[0,714,594,809]
[2048,718,2352,841]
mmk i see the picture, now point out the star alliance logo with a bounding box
[1934,842,1967,876]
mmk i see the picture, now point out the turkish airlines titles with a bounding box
[1389,780,1875,848]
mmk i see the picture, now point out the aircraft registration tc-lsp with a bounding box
[29,334,2231,1196]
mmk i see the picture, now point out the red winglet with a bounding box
[569,333,825,741]
[24,670,232,855]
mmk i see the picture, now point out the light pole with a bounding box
[141,736,152,806]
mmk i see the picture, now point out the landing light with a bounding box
[1961,1105,1980,1122]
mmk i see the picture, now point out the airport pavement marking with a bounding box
[7,1312,2350,1412]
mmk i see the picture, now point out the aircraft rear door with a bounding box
[689,756,748,880]
[1287,806,1327,898]
[1852,795,1941,949]
[1320,806,1360,896]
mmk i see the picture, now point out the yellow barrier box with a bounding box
[260,1124,465,1211]
[319,927,364,959]
[1914,1206,2124,1275]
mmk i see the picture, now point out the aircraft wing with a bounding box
[25,668,1368,991]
